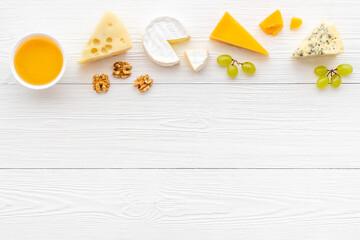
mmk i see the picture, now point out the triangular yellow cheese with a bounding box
[210,12,268,55]
[79,11,132,64]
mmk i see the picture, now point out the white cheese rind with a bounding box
[292,19,344,58]
[185,50,209,72]
[143,17,190,67]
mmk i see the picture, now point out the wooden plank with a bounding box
[0,0,359,84]
[1,84,360,168]
[0,169,360,239]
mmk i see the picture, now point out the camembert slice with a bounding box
[143,17,190,67]
[185,50,209,72]
[79,11,132,64]
[292,19,344,58]
[210,12,268,55]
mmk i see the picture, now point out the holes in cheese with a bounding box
[78,11,132,64]
[101,47,108,54]
[93,38,100,45]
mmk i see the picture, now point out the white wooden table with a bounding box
[1,0,360,239]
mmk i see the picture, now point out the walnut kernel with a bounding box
[134,74,153,92]
[92,74,110,93]
[113,61,132,79]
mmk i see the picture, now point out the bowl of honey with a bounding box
[10,33,66,89]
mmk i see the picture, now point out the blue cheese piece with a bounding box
[292,19,344,58]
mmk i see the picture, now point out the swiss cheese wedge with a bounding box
[79,11,132,64]
[259,10,283,36]
[210,12,268,55]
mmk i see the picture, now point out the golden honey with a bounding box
[14,36,63,85]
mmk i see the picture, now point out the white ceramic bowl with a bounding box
[10,33,67,90]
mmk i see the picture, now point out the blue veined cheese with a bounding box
[292,19,344,58]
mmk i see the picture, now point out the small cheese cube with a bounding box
[290,17,303,29]
[259,10,283,36]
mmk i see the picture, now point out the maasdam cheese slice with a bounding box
[292,19,344,58]
[79,11,132,64]
[143,17,190,67]
[185,50,209,72]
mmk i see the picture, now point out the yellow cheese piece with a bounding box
[79,11,132,64]
[210,12,268,55]
[259,10,283,36]
[290,17,302,29]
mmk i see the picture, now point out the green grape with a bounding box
[227,64,238,78]
[241,62,256,75]
[314,66,328,76]
[217,55,233,66]
[337,64,353,76]
[331,74,342,88]
[316,75,329,89]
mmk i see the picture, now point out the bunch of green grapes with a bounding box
[217,55,256,78]
[315,64,353,89]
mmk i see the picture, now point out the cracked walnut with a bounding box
[113,61,132,79]
[134,74,153,92]
[93,74,110,93]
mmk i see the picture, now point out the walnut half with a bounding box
[113,61,132,79]
[134,74,153,92]
[93,74,110,93]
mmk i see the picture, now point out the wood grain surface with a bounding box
[1,0,360,239]
[0,0,360,167]
[1,84,360,168]
[1,170,360,240]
